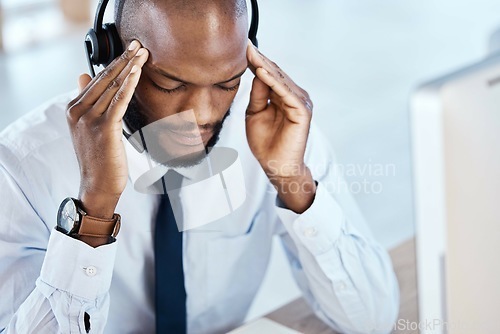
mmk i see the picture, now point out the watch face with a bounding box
[57,197,78,234]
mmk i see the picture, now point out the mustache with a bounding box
[162,120,222,133]
[124,95,232,155]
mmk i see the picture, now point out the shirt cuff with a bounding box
[275,181,344,256]
[40,228,118,300]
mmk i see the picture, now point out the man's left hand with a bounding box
[246,41,317,213]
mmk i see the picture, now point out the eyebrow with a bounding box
[149,65,247,85]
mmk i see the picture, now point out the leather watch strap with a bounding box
[73,214,121,248]
[79,214,121,238]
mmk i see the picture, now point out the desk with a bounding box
[265,238,418,334]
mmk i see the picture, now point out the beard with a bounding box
[123,95,231,168]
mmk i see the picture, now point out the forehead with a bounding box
[135,4,248,84]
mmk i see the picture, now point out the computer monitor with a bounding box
[411,54,500,334]
[489,26,500,55]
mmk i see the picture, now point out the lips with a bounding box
[167,128,212,147]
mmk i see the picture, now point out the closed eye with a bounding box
[152,81,241,94]
[152,81,187,94]
[218,82,240,92]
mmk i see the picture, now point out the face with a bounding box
[122,5,249,167]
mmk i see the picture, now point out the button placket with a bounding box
[335,281,347,291]
[303,226,318,237]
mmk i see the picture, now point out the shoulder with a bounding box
[0,91,77,165]
[0,92,81,226]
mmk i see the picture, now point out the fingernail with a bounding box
[260,68,269,75]
[128,40,139,51]
[130,65,139,74]
[136,48,146,57]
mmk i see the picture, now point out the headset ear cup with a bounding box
[85,28,100,65]
[86,27,110,67]
[103,23,124,67]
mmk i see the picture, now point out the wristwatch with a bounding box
[57,197,121,244]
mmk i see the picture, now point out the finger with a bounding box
[105,65,143,123]
[256,67,301,109]
[247,41,306,103]
[78,40,142,105]
[246,40,294,85]
[247,75,271,115]
[76,40,141,100]
[91,48,149,116]
[257,68,311,122]
[246,39,265,76]
[78,74,92,93]
[246,42,313,117]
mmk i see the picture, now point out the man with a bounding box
[0,0,399,333]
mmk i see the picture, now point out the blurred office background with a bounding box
[1,0,500,322]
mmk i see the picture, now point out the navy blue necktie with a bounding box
[155,171,186,334]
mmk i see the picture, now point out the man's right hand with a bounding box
[66,40,149,219]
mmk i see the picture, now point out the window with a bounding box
[0,0,91,52]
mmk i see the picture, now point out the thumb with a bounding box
[247,74,270,115]
[78,74,92,93]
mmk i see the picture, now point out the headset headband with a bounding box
[94,0,109,35]
[85,0,259,77]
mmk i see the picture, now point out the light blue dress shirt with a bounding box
[0,74,399,334]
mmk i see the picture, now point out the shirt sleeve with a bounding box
[274,123,400,334]
[0,145,117,334]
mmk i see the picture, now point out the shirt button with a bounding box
[85,266,97,277]
[336,281,347,291]
[303,226,317,237]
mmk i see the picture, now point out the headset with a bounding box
[84,0,260,78]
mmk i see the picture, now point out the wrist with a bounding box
[268,166,317,214]
[57,196,120,248]
[262,160,309,179]
[78,191,120,219]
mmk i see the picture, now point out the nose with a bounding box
[180,87,215,126]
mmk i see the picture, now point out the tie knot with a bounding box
[162,170,183,195]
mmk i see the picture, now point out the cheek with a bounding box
[212,90,238,114]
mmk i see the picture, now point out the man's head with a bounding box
[114,0,249,167]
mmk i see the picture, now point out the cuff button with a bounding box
[84,266,97,277]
